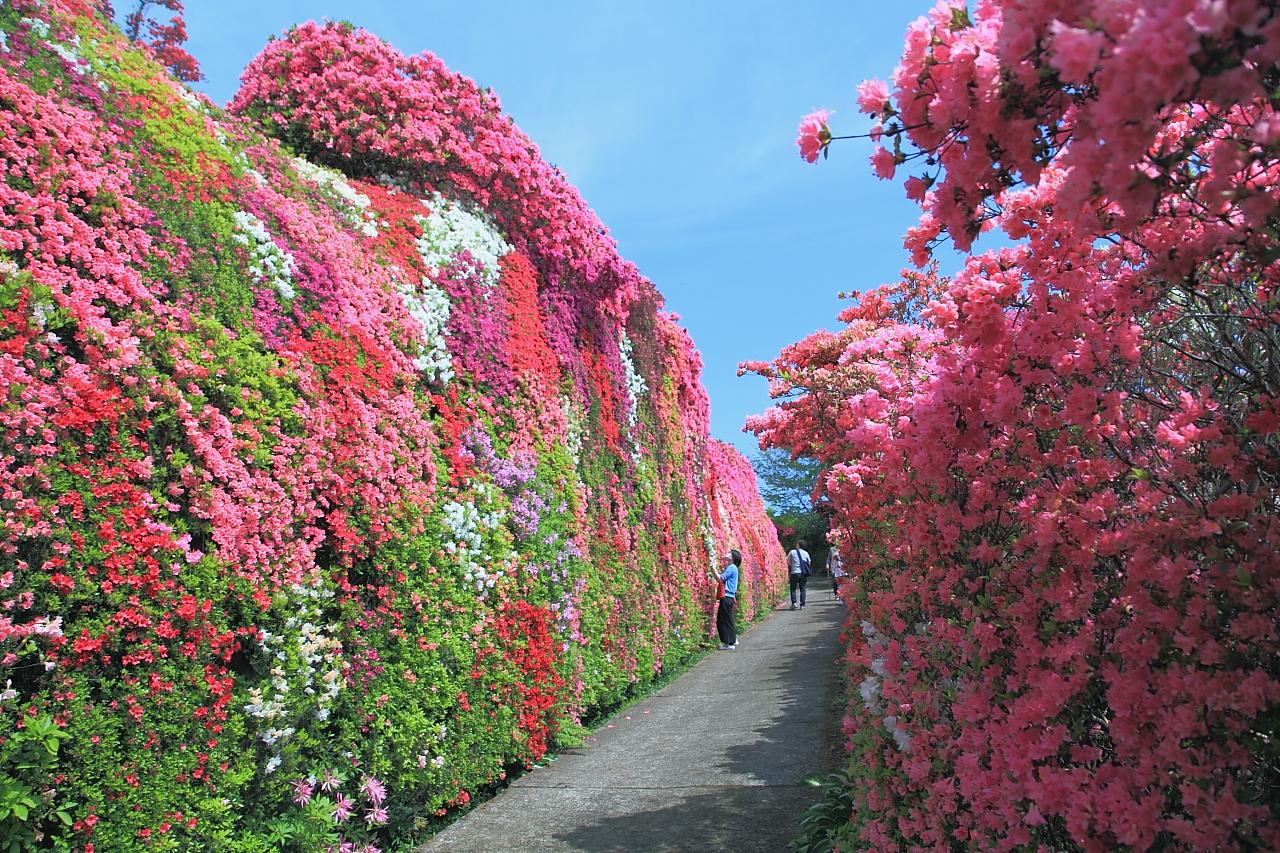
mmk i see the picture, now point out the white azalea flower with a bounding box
[232,211,297,301]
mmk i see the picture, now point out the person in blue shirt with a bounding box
[709,549,741,649]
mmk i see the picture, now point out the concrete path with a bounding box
[419,592,846,853]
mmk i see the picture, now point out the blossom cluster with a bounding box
[243,578,345,761]
[416,193,511,286]
[618,331,647,429]
[856,620,910,753]
[704,440,782,618]
[0,3,785,850]
[397,279,454,382]
[230,20,650,313]
[232,209,298,300]
[441,491,511,595]
[767,1,1280,849]
[293,157,380,238]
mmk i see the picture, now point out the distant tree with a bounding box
[752,447,824,516]
[752,448,831,569]
[770,509,830,571]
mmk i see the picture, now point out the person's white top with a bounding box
[828,551,846,577]
[787,548,810,575]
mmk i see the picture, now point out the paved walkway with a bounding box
[419,591,846,853]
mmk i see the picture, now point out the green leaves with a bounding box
[0,715,75,852]
[0,780,39,822]
[792,766,860,853]
[949,6,973,31]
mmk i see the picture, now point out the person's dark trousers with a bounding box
[716,596,737,646]
[789,574,809,606]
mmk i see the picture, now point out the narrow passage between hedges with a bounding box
[419,597,845,853]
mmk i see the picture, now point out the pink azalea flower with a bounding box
[365,805,389,826]
[333,794,354,822]
[904,175,931,201]
[291,778,314,806]
[1250,112,1280,146]
[320,769,341,792]
[856,79,890,114]
[361,776,386,805]
[796,109,833,163]
[1048,21,1107,84]
[870,146,897,179]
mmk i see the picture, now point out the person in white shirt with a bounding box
[828,548,847,603]
[786,541,811,609]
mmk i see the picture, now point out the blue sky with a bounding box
[182,1,936,461]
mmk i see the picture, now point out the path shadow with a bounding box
[554,603,846,852]
[551,784,817,853]
[719,603,845,786]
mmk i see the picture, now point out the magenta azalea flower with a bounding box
[365,805,389,826]
[333,794,354,822]
[290,778,314,807]
[796,109,833,163]
[361,776,386,805]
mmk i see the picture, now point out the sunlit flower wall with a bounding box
[0,4,785,848]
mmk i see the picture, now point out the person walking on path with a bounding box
[828,547,847,603]
[709,549,741,649]
[787,541,811,609]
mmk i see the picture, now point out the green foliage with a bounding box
[754,448,831,566]
[255,797,342,852]
[549,716,591,750]
[792,767,857,853]
[0,715,74,853]
[791,725,899,853]
[771,509,831,571]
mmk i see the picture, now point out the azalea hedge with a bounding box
[754,1,1280,850]
[0,2,785,849]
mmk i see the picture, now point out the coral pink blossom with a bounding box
[1048,22,1108,84]
[856,79,890,114]
[870,146,897,179]
[796,109,833,163]
[903,175,930,201]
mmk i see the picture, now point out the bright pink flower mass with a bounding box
[768,0,1280,849]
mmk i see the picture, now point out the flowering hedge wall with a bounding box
[0,2,785,849]
[755,1,1280,850]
